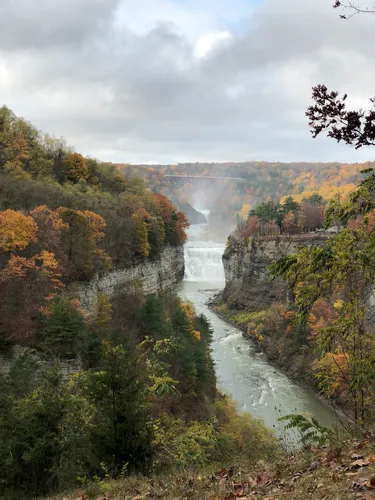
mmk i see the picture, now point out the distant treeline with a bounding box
[117,161,371,222]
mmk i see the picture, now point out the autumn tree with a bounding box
[77,210,106,242]
[132,208,151,258]
[60,209,96,280]
[0,210,37,253]
[282,211,304,235]
[62,152,89,183]
[248,216,261,236]
[301,202,324,231]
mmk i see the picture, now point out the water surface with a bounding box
[179,222,337,440]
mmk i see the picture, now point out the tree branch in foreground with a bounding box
[306,84,375,148]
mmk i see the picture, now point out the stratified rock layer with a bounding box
[77,245,185,312]
[223,235,328,311]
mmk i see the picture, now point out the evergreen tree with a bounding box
[75,343,152,474]
[40,296,88,358]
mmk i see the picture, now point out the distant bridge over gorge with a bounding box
[165,175,247,181]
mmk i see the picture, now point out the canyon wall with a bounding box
[76,245,185,312]
[222,235,328,311]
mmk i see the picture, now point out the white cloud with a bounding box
[194,31,232,58]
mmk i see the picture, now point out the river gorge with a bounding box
[179,218,338,442]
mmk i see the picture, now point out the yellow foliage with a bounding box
[77,210,106,241]
[238,203,252,220]
[313,352,350,396]
[334,299,344,310]
[0,209,38,253]
[193,330,201,341]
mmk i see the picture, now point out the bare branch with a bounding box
[333,1,375,19]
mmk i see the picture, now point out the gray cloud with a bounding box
[0,0,122,50]
[0,0,374,163]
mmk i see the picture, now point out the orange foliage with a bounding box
[0,255,37,283]
[176,211,189,244]
[308,299,336,337]
[31,205,67,232]
[0,209,38,252]
[77,210,106,241]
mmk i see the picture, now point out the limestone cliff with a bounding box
[222,235,328,311]
[77,245,185,312]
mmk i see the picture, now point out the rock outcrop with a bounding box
[222,234,328,311]
[0,344,83,377]
[77,245,185,312]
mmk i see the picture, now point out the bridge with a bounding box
[165,175,247,181]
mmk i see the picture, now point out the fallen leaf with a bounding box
[248,477,257,487]
[350,459,370,468]
[356,441,368,449]
[351,453,364,460]
[369,477,375,489]
[364,492,375,500]
[368,455,375,463]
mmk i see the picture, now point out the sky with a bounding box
[1,0,375,164]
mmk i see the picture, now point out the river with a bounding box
[179,221,337,443]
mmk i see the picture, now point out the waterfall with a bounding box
[184,243,225,283]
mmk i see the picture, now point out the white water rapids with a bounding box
[179,219,338,444]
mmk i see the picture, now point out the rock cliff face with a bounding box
[77,245,185,312]
[222,235,328,311]
[0,344,83,377]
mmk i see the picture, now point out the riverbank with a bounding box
[208,292,349,427]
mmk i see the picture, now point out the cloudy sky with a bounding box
[1,0,375,164]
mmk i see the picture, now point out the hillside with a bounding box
[116,161,372,223]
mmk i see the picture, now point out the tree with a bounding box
[90,292,113,340]
[132,208,151,258]
[60,209,96,280]
[40,296,88,358]
[74,343,152,473]
[248,216,261,236]
[62,152,89,183]
[282,196,300,214]
[77,210,106,242]
[282,211,304,235]
[301,202,324,231]
[271,227,375,424]
[0,209,38,253]
[305,193,324,206]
